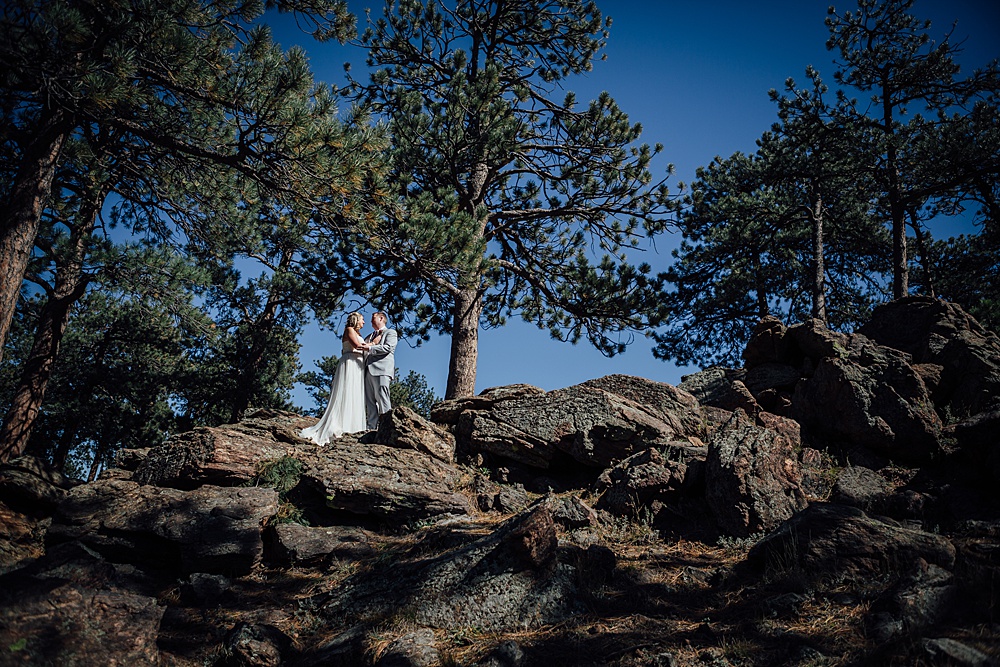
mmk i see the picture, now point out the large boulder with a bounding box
[375,405,456,464]
[705,410,807,537]
[744,503,956,580]
[296,441,472,524]
[461,376,706,470]
[593,447,691,518]
[860,296,1000,422]
[789,320,943,462]
[46,479,278,575]
[0,545,164,666]
[319,503,597,633]
[133,410,312,487]
[431,384,546,426]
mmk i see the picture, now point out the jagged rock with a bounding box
[865,559,957,643]
[594,448,689,518]
[743,316,790,368]
[320,503,585,633]
[0,501,47,574]
[744,503,956,580]
[0,455,79,513]
[375,628,440,667]
[860,296,1000,422]
[475,640,525,667]
[463,376,706,470]
[297,442,472,524]
[678,367,746,411]
[543,495,598,530]
[375,405,456,463]
[46,479,278,574]
[0,546,164,666]
[263,523,374,566]
[133,420,303,488]
[790,322,943,462]
[830,466,890,512]
[180,572,231,605]
[705,410,807,537]
[743,362,801,396]
[919,638,994,667]
[218,622,291,667]
[114,447,151,472]
[431,384,546,425]
[494,484,531,514]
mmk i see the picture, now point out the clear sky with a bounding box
[269,0,1000,407]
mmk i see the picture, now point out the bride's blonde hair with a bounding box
[345,312,363,330]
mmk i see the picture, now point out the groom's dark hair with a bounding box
[374,311,388,324]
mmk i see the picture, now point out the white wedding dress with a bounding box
[300,340,366,445]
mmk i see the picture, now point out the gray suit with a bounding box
[364,328,396,429]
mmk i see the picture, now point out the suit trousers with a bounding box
[365,372,391,429]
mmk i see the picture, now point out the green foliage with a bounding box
[390,370,440,419]
[254,456,305,496]
[331,0,678,395]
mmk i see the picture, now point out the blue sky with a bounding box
[271,0,1000,406]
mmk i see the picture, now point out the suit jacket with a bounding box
[365,328,397,377]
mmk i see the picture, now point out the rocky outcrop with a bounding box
[47,479,279,575]
[744,503,956,579]
[296,441,472,523]
[459,375,707,470]
[860,296,1000,421]
[318,503,592,634]
[705,410,807,537]
[374,405,456,464]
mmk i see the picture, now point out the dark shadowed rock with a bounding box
[376,628,441,667]
[705,410,807,537]
[790,323,943,462]
[948,406,1000,485]
[475,640,525,667]
[831,466,890,512]
[0,455,79,513]
[920,638,994,667]
[0,547,164,666]
[743,316,790,368]
[865,559,957,643]
[263,523,375,566]
[320,503,585,633]
[860,296,1000,422]
[47,479,278,574]
[375,405,457,463]
[218,622,291,667]
[745,503,956,580]
[464,376,706,470]
[594,448,689,518]
[0,502,47,574]
[298,442,472,524]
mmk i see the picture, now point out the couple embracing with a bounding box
[300,311,397,446]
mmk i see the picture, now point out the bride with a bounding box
[300,312,368,445]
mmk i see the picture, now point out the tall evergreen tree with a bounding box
[0,0,360,364]
[330,0,677,398]
[826,0,1000,299]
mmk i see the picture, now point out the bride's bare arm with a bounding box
[344,327,365,350]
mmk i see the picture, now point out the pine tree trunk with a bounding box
[0,197,96,464]
[909,210,935,298]
[0,109,68,363]
[883,95,908,300]
[810,190,827,323]
[229,250,291,423]
[446,287,482,399]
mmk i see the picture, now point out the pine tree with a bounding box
[331,0,677,398]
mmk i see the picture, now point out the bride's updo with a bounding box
[346,312,363,330]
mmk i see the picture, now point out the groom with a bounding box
[363,311,397,429]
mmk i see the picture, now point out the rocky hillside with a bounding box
[1,295,999,666]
